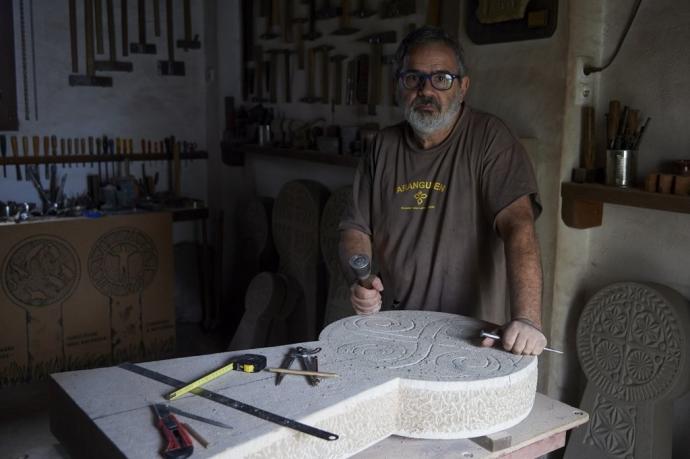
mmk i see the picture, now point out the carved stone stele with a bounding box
[565,282,690,459]
[272,180,329,342]
[320,186,355,327]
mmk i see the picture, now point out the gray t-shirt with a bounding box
[340,104,541,325]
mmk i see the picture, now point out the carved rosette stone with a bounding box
[577,282,684,402]
[584,393,636,459]
[566,282,690,459]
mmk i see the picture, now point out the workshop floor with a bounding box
[0,323,228,459]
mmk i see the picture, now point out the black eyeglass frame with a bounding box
[396,70,462,91]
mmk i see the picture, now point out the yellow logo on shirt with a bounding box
[395,180,446,210]
[395,181,447,193]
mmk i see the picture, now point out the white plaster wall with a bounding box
[1,0,207,242]
[457,4,569,395]
[552,1,690,455]
[587,1,690,454]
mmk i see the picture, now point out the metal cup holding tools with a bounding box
[606,149,637,188]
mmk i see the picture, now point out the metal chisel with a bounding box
[43,136,50,179]
[479,330,563,354]
[22,136,30,180]
[11,136,22,181]
[32,136,40,179]
[164,405,233,430]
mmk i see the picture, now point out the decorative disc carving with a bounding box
[2,235,80,307]
[577,283,684,402]
[88,228,158,297]
[321,312,533,381]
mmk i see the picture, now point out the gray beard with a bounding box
[404,96,463,136]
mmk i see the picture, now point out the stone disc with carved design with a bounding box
[88,228,158,297]
[2,235,80,307]
[576,282,690,402]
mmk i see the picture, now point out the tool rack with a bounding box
[237,144,357,167]
[0,150,207,166]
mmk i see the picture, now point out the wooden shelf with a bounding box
[0,151,208,166]
[561,182,690,229]
[239,144,360,167]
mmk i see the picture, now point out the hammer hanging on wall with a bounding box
[69,0,113,86]
[177,0,201,50]
[95,0,133,71]
[94,0,104,53]
[121,0,129,56]
[68,0,79,73]
[360,31,396,116]
[130,0,156,53]
[159,0,185,75]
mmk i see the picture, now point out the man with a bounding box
[338,26,547,356]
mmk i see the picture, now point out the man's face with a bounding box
[398,43,470,135]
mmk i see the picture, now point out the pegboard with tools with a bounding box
[68,0,202,86]
[240,0,461,117]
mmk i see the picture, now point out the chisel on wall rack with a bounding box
[317,45,334,105]
[332,0,358,35]
[360,31,396,116]
[266,49,283,104]
[330,54,346,105]
[300,47,320,103]
[11,136,22,181]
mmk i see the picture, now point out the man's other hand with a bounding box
[480,319,547,355]
[350,277,384,315]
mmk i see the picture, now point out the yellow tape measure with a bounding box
[166,354,267,401]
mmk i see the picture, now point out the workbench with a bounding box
[49,312,588,459]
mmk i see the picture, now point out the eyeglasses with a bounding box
[397,71,461,91]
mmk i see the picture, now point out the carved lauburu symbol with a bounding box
[88,228,158,297]
[2,235,80,307]
[414,191,428,205]
[326,313,530,379]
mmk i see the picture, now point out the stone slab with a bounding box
[565,282,690,459]
[50,311,586,458]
